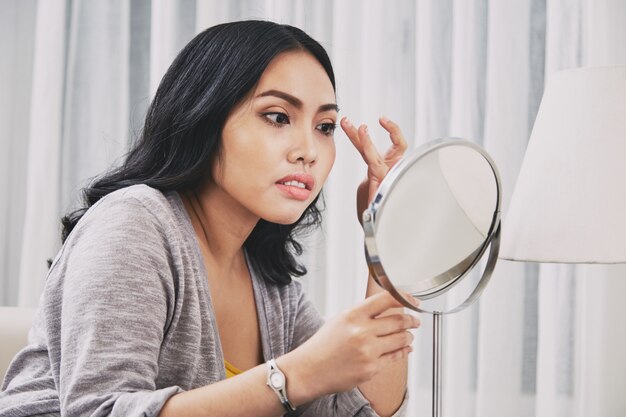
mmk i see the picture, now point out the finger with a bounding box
[358,124,388,180]
[362,291,405,318]
[367,178,380,205]
[340,117,366,159]
[398,290,421,309]
[379,345,413,365]
[378,330,415,355]
[379,116,408,156]
[373,314,421,336]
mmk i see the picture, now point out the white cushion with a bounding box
[0,307,37,382]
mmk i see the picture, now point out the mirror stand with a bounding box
[422,226,500,417]
[432,312,443,417]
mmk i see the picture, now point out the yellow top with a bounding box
[224,359,243,378]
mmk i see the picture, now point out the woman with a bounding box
[0,20,420,417]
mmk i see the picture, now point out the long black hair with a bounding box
[61,20,336,285]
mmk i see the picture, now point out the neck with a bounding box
[182,182,259,279]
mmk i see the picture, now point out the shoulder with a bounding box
[89,184,173,220]
[69,185,178,239]
[57,185,189,269]
[48,185,189,293]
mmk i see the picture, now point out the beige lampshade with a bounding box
[500,66,626,263]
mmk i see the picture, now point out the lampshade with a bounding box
[500,65,626,263]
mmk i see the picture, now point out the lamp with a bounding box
[500,65,626,263]
[499,65,626,415]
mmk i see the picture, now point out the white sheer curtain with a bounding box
[1,0,625,416]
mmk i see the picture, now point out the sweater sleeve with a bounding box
[44,192,183,417]
[288,282,408,417]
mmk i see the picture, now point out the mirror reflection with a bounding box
[373,143,498,296]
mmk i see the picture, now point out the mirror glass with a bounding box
[372,142,499,297]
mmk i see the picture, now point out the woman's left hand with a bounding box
[340,116,408,225]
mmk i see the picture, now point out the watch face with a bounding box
[270,372,285,388]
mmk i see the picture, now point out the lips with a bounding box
[275,173,315,201]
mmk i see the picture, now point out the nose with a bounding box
[287,127,317,166]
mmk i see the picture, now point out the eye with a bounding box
[263,112,290,126]
[317,122,337,137]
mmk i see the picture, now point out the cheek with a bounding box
[213,137,263,184]
[210,151,245,197]
[320,142,336,178]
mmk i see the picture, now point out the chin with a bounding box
[263,209,308,226]
[269,214,304,226]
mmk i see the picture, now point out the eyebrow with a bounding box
[256,89,340,113]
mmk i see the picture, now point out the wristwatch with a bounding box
[266,358,296,413]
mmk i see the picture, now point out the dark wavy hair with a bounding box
[61,20,336,286]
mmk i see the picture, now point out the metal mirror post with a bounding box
[362,139,502,417]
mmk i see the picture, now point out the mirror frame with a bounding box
[362,138,502,314]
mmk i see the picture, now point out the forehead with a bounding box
[254,50,336,105]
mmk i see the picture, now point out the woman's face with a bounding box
[211,50,337,225]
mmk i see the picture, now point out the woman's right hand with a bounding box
[285,291,420,398]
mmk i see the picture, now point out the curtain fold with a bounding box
[16,0,67,307]
[0,0,36,306]
[1,0,625,415]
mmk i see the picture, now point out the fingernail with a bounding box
[381,116,389,123]
[364,125,368,133]
[343,118,353,127]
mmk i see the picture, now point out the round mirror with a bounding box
[363,138,502,313]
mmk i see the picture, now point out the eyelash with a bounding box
[261,112,337,137]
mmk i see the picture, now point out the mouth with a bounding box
[275,173,314,190]
[275,173,315,201]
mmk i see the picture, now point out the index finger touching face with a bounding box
[340,117,364,157]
